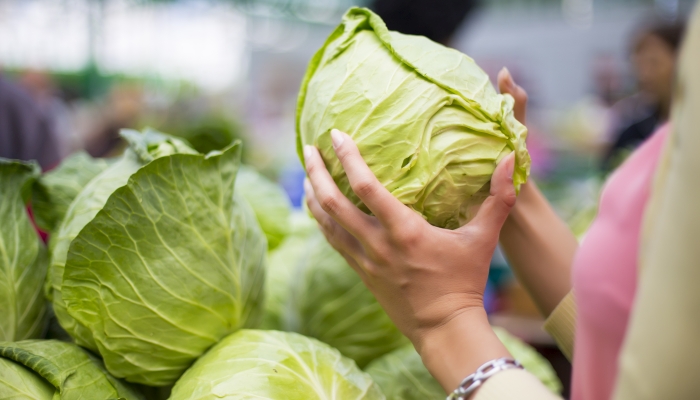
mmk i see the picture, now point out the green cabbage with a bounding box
[365,327,562,399]
[261,212,319,330]
[46,129,199,351]
[236,166,292,250]
[284,231,408,368]
[297,7,529,229]
[31,152,112,233]
[0,159,48,341]
[0,340,142,400]
[170,329,385,400]
[47,129,266,386]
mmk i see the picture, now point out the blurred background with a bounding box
[0,0,691,396]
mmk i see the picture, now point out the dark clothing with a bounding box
[0,75,61,170]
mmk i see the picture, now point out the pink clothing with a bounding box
[571,124,669,400]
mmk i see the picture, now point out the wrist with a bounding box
[416,308,512,394]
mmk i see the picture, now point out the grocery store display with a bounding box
[170,330,385,400]
[0,7,563,398]
[0,159,48,341]
[297,7,529,229]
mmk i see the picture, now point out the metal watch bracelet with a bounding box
[446,357,523,400]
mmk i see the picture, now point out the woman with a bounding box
[303,5,700,400]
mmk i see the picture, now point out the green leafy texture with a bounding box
[61,142,267,386]
[285,232,408,368]
[365,327,562,399]
[261,213,319,330]
[0,340,143,400]
[0,357,55,399]
[364,345,443,399]
[236,166,292,250]
[170,329,385,400]
[47,129,198,350]
[31,152,112,233]
[297,7,530,229]
[0,159,49,341]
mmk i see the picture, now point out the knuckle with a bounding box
[319,193,343,216]
[352,179,378,199]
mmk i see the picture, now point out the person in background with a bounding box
[0,73,62,170]
[370,0,479,46]
[602,17,685,171]
[304,3,700,400]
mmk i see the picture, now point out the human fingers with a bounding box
[497,67,528,125]
[304,144,375,237]
[329,129,417,231]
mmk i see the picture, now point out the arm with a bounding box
[496,70,578,317]
[613,6,700,398]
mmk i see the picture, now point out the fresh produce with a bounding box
[169,329,385,400]
[236,165,292,250]
[31,152,112,233]
[261,212,318,330]
[281,231,409,368]
[0,340,142,399]
[50,129,267,386]
[365,327,562,399]
[0,159,48,341]
[297,7,530,229]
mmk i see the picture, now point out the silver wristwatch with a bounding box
[446,358,523,400]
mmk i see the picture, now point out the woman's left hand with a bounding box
[304,129,517,390]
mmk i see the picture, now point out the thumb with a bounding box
[463,152,517,235]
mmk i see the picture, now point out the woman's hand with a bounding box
[304,133,516,347]
[303,112,519,390]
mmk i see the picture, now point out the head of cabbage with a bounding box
[0,340,142,400]
[170,329,385,400]
[47,129,267,386]
[0,159,48,342]
[297,7,529,229]
[278,230,408,368]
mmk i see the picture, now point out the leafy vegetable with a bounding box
[59,133,266,386]
[46,129,198,351]
[365,327,562,399]
[297,7,529,229]
[236,166,292,250]
[284,231,408,368]
[0,159,48,341]
[364,344,443,399]
[170,329,385,400]
[31,152,112,233]
[261,212,318,330]
[0,340,143,400]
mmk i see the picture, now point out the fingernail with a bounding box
[303,145,313,162]
[330,129,345,149]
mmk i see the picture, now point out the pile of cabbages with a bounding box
[0,8,555,400]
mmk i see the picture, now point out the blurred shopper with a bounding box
[304,3,700,400]
[602,18,685,170]
[370,0,479,46]
[0,73,62,170]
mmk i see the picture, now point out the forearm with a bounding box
[499,181,577,316]
[418,308,512,394]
